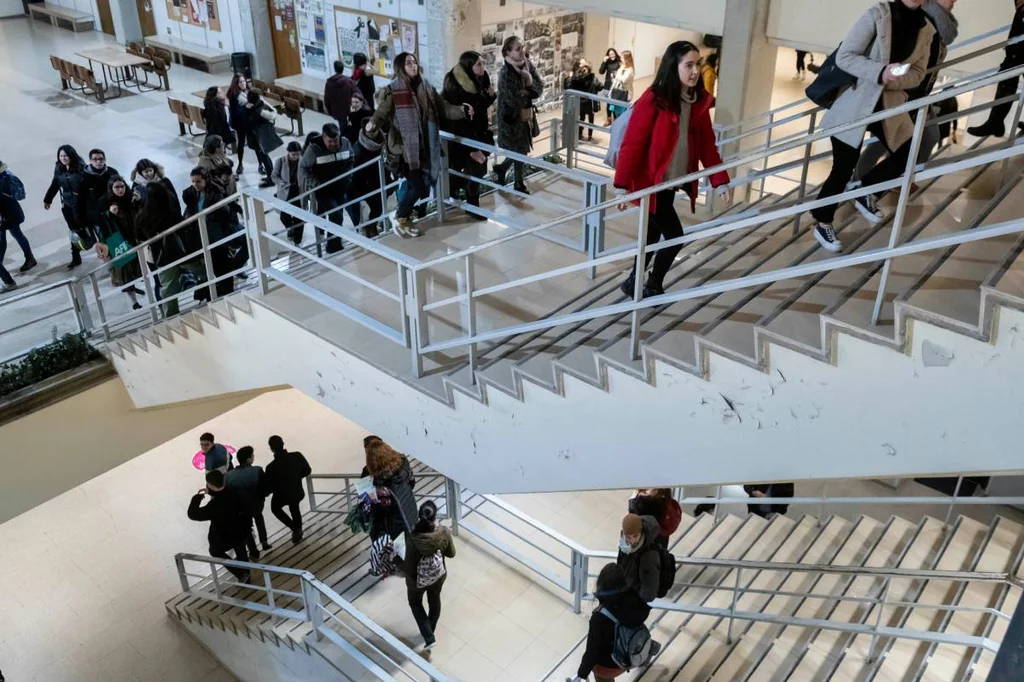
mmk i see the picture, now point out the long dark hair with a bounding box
[457,50,485,89]
[414,500,438,533]
[394,52,418,82]
[203,86,220,109]
[137,181,182,236]
[227,73,247,101]
[651,41,702,113]
[605,48,621,62]
[57,144,84,172]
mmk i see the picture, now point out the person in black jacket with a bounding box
[187,470,251,582]
[203,86,235,149]
[569,564,657,682]
[265,435,312,544]
[744,482,795,519]
[226,445,271,558]
[299,122,354,253]
[342,92,388,236]
[245,90,282,187]
[76,148,119,255]
[352,52,376,113]
[968,0,1024,137]
[443,51,497,220]
[227,74,251,177]
[0,161,33,293]
[136,181,203,317]
[361,435,417,541]
[183,167,238,300]
[95,176,143,310]
[598,48,622,126]
[43,145,87,269]
[563,58,600,141]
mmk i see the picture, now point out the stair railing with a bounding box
[173,553,452,682]
[0,276,88,365]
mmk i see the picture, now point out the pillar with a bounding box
[237,0,276,82]
[716,0,779,164]
[425,0,482,86]
[109,0,143,44]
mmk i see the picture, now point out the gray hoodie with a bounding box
[616,515,662,603]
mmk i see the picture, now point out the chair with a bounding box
[252,79,269,93]
[73,64,104,102]
[281,96,304,137]
[140,55,170,91]
[185,103,207,136]
[50,55,69,89]
[168,98,191,135]
[284,89,307,113]
[126,41,144,56]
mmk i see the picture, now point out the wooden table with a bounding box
[76,48,155,99]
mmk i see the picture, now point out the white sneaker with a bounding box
[854,195,884,224]
[814,223,843,253]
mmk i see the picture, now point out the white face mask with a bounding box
[619,533,636,554]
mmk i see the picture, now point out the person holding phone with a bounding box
[808,0,935,253]
[443,50,497,220]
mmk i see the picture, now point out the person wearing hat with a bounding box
[616,513,662,603]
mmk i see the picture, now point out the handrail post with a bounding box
[570,549,586,614]
[398,263,412,348]
[210,559,222,599]
[175,555,189,592]
[264,571,276,613]
[437,137,450,225]
[727,567,741,644]
[794,109,818,236]
[70,276,94,331]
[713,485,723,525]
[871,106,929,326]
[137,257,159,324]
[584,180,606,279]
[197,214,218,303]
[760,111,775,199]
[65,281,86,333]
[564,93,578,169]
[445,477,461,536]
[377,156,389,231]
[628,195,651,360]
[819,481,828,528]
[944,476,965,530]
[549,117,560,156]
[463,254,478,383]
[306,476,317,512]
[1001,85,1024,184]
[89,272,110,342]
[410,268,427,378]
[344,476,352,511]
[867,576,892,662]
[250,196,273,295]
[302,578,324,641]
[312,196,324,259]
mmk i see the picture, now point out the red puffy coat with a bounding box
[613,86,730,214]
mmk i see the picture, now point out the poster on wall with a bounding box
[302,43,327,71]
[295,0,328,73]
[335,11,369,68]
[334,8,416,77]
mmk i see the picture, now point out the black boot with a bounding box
[67,248,82,270]
[493,161,508,187]
[620,274,636,297]
[967,120,1006,138]
[19,256,37,273]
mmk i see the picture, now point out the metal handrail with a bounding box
[0,277,75,307]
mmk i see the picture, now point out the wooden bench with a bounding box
[144,35,230,74]
[127,42,171,90]
[167,97,207,136]
[29,3,94,32]
[50,55,105,103]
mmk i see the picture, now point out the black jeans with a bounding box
[449,150,487,206]
[796,50,808,72]
[810,133,914,225]
[244,511,270,554]
[983,54,1024,126]
[408,574,446,644]
[61,205,84,260]
[345,190,385,233]
[314,190,347,253]
[579,110,595,139]
[271,498,303,535]
[210,541,250,580]
[246,131,273,176]
[494,159,526,188]
[629,188,684,288]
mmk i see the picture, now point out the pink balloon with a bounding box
[192,444,237,471]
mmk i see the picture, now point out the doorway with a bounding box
[135,0,157,37]
[95,0,114,35]
[267,0,301,78]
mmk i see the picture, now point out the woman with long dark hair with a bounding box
[203,86,235,149]
[402,500,456,650]
[136,181,204,317]
[613,41,732,299]
[494,36,542,194]
[42,145,87,269]
[599,47,622,126]
[245,90,283,188]
[563,58,599,141]
[95,176,143,310]
[443,50,497,219]
[226,74,250,177]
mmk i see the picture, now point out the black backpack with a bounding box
[805,47,858,109]
[645,544,676,599]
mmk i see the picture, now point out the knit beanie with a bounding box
[622,513,643,536]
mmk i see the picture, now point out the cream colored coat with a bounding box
[820,2,936,151]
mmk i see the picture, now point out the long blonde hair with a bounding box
[622,50,634,70]
[364,435,404,476]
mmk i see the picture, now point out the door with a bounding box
[95,0,114,35]
[135,0,157,37]
[268,0,301,78]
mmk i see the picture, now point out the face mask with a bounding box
[619,534,635,554]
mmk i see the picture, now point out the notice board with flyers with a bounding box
[166,0,221,31]
[333,7,418,79]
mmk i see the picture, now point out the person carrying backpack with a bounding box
[616,513,674,603]
[567,564,660,682]
[0,160,35,293]
[402,500,455,650]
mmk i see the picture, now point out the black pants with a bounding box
[246,131,273,176]
[271,498,303,535]
[579,110,595,139]
[810,133,914,225]
[244,512,269,554]
[210,541,250,580]
[314,191,346,253]
[982,54,1024,126]
[408,574,446,645]
[629,188,684,288]
[796,50,808,73]
[61,205,84,260]
[345,190,385,233]
[494,159,526,188]
[449,151,487,206]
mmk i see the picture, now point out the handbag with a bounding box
[369,534,398,576]
[805,46,858,109]
[529,110,540,139]
[519,107,533,122]
[104,230,138,269]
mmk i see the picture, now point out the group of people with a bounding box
[188,433,312,582]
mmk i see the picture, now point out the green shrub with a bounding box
[0,333,102,398]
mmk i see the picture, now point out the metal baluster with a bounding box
[437,137,449,225]
[211,560,222,599]
[306,476,317,512]
[377,156,388,232]
[727,567,742,644]
[713,484,723,525]
[464,254,478,382]
[64,282,85,333]
[175,555,189,592]
[550,117,560,156]
[943,476,965,530]
[445,478,461,536]
[137,257,159,323]
[250,198,272,295]
[819,481,828,527]
[264,571,276,613]
[793,109,819,236]
[867,576,892,662]
[564,93,578,169]
[302,579,324,641]
[197,214,217,303]
[70,276,94,331]
[571,549,584,614]
[410,268,427,377]
[628,195,651,360]
[89,272,110,341]
[760,111,776,199]
[344,477,352,512]
[397,263,411,348]
[871,106,929,326]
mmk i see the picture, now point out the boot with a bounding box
[19,256,37,273]
[67,248,82,270]
[967,120,1006,138]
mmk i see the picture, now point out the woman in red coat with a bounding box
[614,41,732,298]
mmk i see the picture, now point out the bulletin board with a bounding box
[333,7,418,79]
[296,0,328,73]
[166,0,221,31]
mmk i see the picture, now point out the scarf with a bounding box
[353,65,365,81]
[504,56,534,88]
[889,1,927,64]
[452,63,478,95]
[390,75,442,180]
[922,0,959,45]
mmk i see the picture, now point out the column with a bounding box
[109,0,144,44]
[237,0,277,82]
[716,0,779,163]
[424,0,482,86]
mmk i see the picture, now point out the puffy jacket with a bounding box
[616,515,662,603]
[613,87,729,214]
[577,588,652,678]
[43,162,84,209]
[265,450,312,504]
[563,71,599,115]
[402,525,456,588]
[442,65,497,147]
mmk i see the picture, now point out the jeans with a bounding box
[811,134,914,225]
[314,190,347,253]
[157,259,207,317]
[244,512,270,554]
[629,188,684,288]
[1,223,32,285]
[407,573,446,645]
[61,205,84,260]
[854,122,940,182]
[271,498,303,536]
[396,170,431,220]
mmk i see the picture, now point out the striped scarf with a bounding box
[390,76,441,178]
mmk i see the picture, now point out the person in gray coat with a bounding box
[615,513,662,603]
[809,0,936,254]
[494,35,543,194]
[271,141,305,245]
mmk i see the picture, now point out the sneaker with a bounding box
[408,223,424,237]
[514,184,531,195]
[967,122,1006,139]
[1,281,16,294]
[132,302,142,310]
[394,217,415,239]
[813,223,843,253]
[423,640,436,651]
[619,274,636,298]
[291,530,303,545]
[19,257,37,273]
[854,195,884,224]
[258,177,274,189]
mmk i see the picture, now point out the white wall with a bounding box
[0,0,23,18]
[113,296,1024,494]
[767,0,1012,72]
[523,0,725,34]
[151,0,243,52]
[608,17,703,81]
[49,0,101,30]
